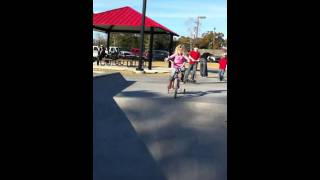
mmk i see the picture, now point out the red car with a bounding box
[130,48,140,56]
[131,48,149,59]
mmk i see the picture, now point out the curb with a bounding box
[93,66,171,74]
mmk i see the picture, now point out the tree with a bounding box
[172,37,179,50]
[177,36,192,51]
[199,31,225,49]
[93,39,98,46]
[197,31,213,49]
[223,38,227,47]
[117,33,139,48]
[152,34,170,50]
[213,32,225,49]
[105,33,152,51]
[94,32,196,53]
[93,33,107,46]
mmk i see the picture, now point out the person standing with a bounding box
[200,52,211,77]
[218,53,227,81]
[184,47,200,83]
[97,45,101,65]
[98,45,106,65]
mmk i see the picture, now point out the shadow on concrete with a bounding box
[182,90,227,97]
[116,90,160,98]
[93,73,166,180]
[115,94,227,180]
[193,81,227,84]
[119,89,226,99]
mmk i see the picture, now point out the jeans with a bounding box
[184,63,197,82]
[200,58,208,77]
[219,69,225,80]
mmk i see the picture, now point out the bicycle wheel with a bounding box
[174,78,178,99]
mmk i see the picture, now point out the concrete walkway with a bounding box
[93,63,171,74]
[93,61,222,75]
[93,73,227,180]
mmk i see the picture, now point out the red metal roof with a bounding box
[93,6,178,36]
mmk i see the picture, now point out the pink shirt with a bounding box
[168,54,188,68]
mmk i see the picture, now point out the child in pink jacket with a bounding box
[166,44,190,92]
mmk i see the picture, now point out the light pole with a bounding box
[193,16,205,49]
[137,0,147,71]
[190,31,196,50]
[212,27,216,49]
[195,16,206,39]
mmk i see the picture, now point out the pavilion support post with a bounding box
[137,0,147,71]
[168,33,173,68]
[106,31,110,53]
[148,27,154,70]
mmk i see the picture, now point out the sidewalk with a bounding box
[93,61,221,75]
[93,63,171,74]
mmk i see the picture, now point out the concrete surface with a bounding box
[93,63,171,74]
[93,72,227,180]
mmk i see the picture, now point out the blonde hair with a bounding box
[174,44,186,55]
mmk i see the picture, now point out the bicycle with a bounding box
[166,58,186,98]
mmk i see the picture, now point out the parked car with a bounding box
[131,48,149,59]
[118,47,130,52]
[93,45,110,60]
[207,55,216,62]
[131,48,140,57]
[107,46,119,55]
[119,51,136,59]
[144,50,169,60]
[207,55,222,63]
[131,48,139,54]
[153,50,169,60]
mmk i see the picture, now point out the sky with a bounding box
[93,0,227,39]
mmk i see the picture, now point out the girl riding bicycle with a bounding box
[165,44,190,93]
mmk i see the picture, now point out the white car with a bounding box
[119,51,135,59]
[207,56,216,62]
[108,46,119,55]
[207,55,223,63]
